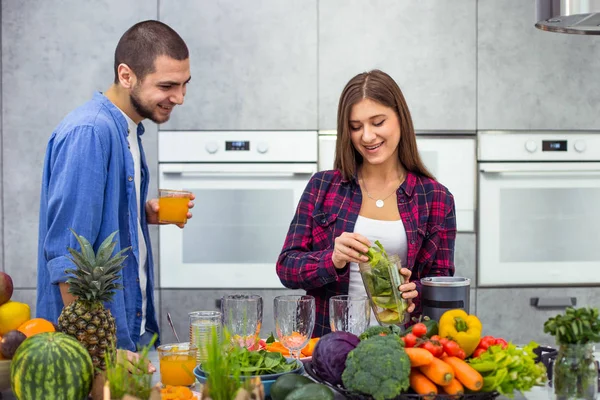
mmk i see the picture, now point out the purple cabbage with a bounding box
[312,331,360,386]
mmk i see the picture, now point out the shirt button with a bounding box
[400,198,405,203]
[137,312,141,317]
[410,240,415,244]
[136,278,140,283]
[128,176,133,182]
[321,218,327,224]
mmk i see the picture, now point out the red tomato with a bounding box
[472,348,487,358]
[430,335,441,341]
[411,323,428,338]
[438,337,449,346]
[421,340,443,357]
[456,349,467,360]
[494,338,509,349]
[403,333,418,348]
[478,336,496,350]
[442,340,463,357]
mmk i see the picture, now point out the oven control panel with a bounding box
[479,131,600,161]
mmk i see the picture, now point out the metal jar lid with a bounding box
[421,277,470,287]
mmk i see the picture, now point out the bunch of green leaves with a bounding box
[543,306,600,344]
[362,241,394,297]
[201,326,243,400]
[467,341,547,397]
[104,334,157,400]
[229,346,298,375]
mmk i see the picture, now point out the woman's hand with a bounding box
[331,232,371,269]
[398,267,417,313]
[116,349,156,374]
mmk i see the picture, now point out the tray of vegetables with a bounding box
[306,308,550,400]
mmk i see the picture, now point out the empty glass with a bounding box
[221,294,263,349]
[274,295,316,360]
[329,295,370,336]
[189,310,222,364]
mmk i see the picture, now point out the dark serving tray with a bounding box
[304,361,500,400]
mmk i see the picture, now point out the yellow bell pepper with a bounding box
[438,309,482,357]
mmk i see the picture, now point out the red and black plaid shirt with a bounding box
[276,169,456,337]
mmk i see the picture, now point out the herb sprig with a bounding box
[543,306,600,344]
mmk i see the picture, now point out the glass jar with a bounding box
[552,343,598,400]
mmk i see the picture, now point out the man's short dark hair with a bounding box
[114,20,189,83]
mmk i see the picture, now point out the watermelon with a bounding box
[10,331,93,400]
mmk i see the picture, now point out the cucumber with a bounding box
[284,383,334,400]
[270,374,313,400]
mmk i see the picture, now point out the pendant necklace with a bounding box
[360,175,401,208]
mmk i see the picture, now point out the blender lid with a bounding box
[421,277,471,287]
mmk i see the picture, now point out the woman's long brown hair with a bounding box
[333,69,434,181]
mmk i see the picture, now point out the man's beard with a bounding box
[130,89,169,124]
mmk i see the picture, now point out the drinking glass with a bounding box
[274,295,315,360]
[157,342,198,387]
[158,189,192,224]
[189,310,222,364]
[329,295,370,335]
[221,294,263,349]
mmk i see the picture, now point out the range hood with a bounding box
[536,0,600,35]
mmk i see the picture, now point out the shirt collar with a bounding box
[94,91,145,137]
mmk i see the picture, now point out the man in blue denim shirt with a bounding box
[36,21,193,359]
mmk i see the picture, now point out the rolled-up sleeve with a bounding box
[43,126,108,284]
[276,176,345,291]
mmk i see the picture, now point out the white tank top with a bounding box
[348,216,408,325]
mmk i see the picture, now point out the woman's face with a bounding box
[349,98,400,167]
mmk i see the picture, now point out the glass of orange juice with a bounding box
[158,189,192,224]
[157,342,198,387]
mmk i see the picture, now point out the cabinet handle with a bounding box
[530,297,576,309]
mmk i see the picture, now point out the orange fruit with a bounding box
[301,337,320,357]
[17,318,55,337]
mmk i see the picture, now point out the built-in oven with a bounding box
[478,131,600,286]
[158,131,318,289]
[318,131,476,232]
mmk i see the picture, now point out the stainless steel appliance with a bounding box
[421,277,471,322]
[318,131,476,232]
[478,131,600,286]
[158,131,318,289]
[536,0,600,35]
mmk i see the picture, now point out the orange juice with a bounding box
[158,197,189,224]
[159,354,197,387]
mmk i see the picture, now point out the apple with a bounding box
[0,272,14,306]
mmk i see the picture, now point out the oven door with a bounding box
[478,162,600,286]
[159,163,317,288]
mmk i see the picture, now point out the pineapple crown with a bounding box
[65,229,131,303]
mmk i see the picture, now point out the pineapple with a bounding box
[58,229,130,371]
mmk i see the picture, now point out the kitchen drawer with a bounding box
[476,288,600,346]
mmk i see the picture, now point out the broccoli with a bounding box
[358,325,402,340]
[341,335,411,400]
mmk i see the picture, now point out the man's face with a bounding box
[130,55,191,124]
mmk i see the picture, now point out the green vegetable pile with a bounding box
[543,307,600,400]
[467,342,547,397]
[230,347,298,375]
[543,306,600,344]
[341,334,411,400]
[360,240,407,324]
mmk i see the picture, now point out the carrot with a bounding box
[443,356,483,391]
[441,377,465,396]
[405,347,434,367]
[265,342,291,357]
[410,369,438,399]
[419,357,454,386]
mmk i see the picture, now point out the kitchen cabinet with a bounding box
[159,0,318,130]
[318,0,476,131]
[159,288,304,344]
[1,0,158,286]
[478,0,600,130]
[476,288,600,345]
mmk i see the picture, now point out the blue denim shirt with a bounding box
[36,92,158,351]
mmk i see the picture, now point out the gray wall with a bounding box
[1,0,599,344]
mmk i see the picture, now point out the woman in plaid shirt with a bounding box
[276,70,456,337]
